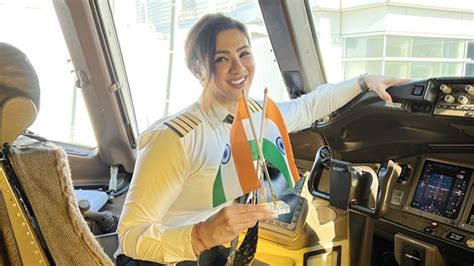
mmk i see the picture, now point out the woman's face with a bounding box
[210,28,255,111]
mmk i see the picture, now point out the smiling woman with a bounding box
[212,29,255,112]
[184,15,255,114]
[115,12,407,265]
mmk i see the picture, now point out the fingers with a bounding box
[391,78,411,86]
[232,203,269,213]
[201,204,277,247]
[230,204,277,222]
[377,89,393,104]
[365,75,411,103]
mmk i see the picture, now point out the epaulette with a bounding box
[164,112,202,138]
[247,98,263,113]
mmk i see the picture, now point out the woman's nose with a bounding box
[230,59,245,74]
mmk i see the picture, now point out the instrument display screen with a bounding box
[411,160,471,219]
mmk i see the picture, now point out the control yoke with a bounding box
[308,146,401,218]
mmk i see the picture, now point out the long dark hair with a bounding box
[185,14,250,81]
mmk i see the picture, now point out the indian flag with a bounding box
[260,96,300,188]
[212,96,261,207]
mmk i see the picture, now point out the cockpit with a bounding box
[0,0,473,265]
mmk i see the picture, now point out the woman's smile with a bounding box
[228,76,247,88]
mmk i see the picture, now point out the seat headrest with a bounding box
[0,42,40,110]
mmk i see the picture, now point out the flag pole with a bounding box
[241,90,278,206]
[256,88,276,204]
[254,88,268,204]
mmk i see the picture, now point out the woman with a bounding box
[116,13,407,265]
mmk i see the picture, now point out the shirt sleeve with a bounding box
[278,77,362,132]
[117,128,197,263]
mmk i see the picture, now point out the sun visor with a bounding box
[0,43,40,111]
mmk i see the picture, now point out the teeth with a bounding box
[230,77,245,85]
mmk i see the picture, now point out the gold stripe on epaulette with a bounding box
[183,112,201,125]
[173,117,193,132]
[180,114,198,128]
[248,98,263,113]
[164,120,187,137]
[248,101,257,113]
[164,112,202,138]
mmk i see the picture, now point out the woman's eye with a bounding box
[240,51,251,57]
[215,57,228,63]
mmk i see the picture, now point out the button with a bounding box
[412,85,424,96]
[469,106,474,111]
[447,232,465,242]
[424,226,435,234]
[412,104,419,111]
[467,238,474,249]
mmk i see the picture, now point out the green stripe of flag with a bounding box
[212,167,226,207]
[262,138,293,188]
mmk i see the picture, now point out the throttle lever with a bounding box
[350,160,401,218]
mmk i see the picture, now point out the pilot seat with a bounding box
[0,42,112,265]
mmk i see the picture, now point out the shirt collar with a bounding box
[196,98,234,126]
[197,97,261,125]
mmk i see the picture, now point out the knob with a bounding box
[78,199,90,213]
[467,238,474,249]
[458,95,469,105]
[444,95,455,104]
[440,84,452,94]
[466,85,474,96]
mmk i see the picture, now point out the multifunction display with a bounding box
[411,161,472,219]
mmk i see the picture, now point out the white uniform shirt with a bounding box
[117,78,362,263]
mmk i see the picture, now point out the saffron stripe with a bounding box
[230,97,259,193]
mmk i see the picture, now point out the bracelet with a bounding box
[358,73,370,93]
[195,222,209,252]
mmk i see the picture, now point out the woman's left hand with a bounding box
[363,75,410,104]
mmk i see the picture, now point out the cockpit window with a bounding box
[109,0,289,133]
[308,0,474,82]
[0,0,97,147]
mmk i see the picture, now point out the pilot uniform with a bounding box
[116,78,363,263]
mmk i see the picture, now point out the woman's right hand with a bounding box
[194,204,277,251]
